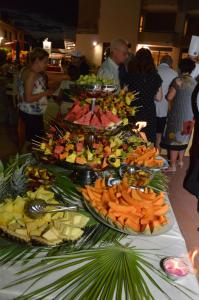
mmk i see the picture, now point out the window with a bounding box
[143,12,176,32]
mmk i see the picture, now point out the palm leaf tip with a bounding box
[4,245,198,300]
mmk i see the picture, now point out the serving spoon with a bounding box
[24,199,77,219]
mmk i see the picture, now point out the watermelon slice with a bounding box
[70,102,82,113]
[65,102,90,121]
[99,111,112,127]
[105,111,121,124]
[74,111,92,125]
[90,114,102,127]
[65,112,76,121]
[94,105,100,114]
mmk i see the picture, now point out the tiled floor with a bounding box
[168,159,199,252]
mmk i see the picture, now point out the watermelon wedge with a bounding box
[65,102,90,121]
[65,112,76,121]
[105,111,121,124]
[75,111,93,125]
[99,111,112,127]
[94,105,100,113]
[90,114,102,127]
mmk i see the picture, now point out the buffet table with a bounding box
[0,202,198,300]
[0,78,198,300]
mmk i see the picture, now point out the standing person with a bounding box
[98,38,129,88]
[53,64,80,116]
[161,58,197,172]
[183,82,199,209]
[18,48,52,142]
[128,48,162,144]
[155,55,178,150]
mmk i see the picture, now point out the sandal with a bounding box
[164,165,176,173]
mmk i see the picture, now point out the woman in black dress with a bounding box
[128,48,162,143]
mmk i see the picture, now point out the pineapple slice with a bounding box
[13,197,26,214]
[51,212,64,220]
[42,227,62,242]
[3,202,14,213]
[41,213,52,223]
[62,227,84,240]
[15,228,28,237]
[8,222,21,231]
[0,213,14,225]
[0,187,89,246]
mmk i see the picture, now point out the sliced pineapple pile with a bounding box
[0,187,89,245]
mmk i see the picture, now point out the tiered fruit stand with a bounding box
[0,76,198,299]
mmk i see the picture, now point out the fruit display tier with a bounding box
[63,86,138,134]
[32,124,164,173]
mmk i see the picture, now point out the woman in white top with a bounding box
[18,48,52,141]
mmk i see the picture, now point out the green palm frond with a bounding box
[148,171,168,192]
[3,245,197,300]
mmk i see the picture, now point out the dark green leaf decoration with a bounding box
[2,245,197,300]
[0,161,4,175]
[148,171,168,193]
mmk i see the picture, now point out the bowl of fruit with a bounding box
[70,74,118,97]
[119,165,153,188]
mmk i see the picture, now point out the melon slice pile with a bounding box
[65,101,121,128]
[82,178,170,235]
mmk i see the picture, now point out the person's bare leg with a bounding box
[156,133,162,151]
[170,150,178,167]
[178,150,185,167]
[165,150,178,172]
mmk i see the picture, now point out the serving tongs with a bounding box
[24,199,77,219]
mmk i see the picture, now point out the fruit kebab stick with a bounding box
[91,98,96,113]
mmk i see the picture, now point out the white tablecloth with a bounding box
[0,202,198,300]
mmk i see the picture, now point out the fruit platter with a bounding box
[0,187,89,246]
[125,145,167,169]
[33,126,150,171]
[63,88,138,134]
[82,177,173,236]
